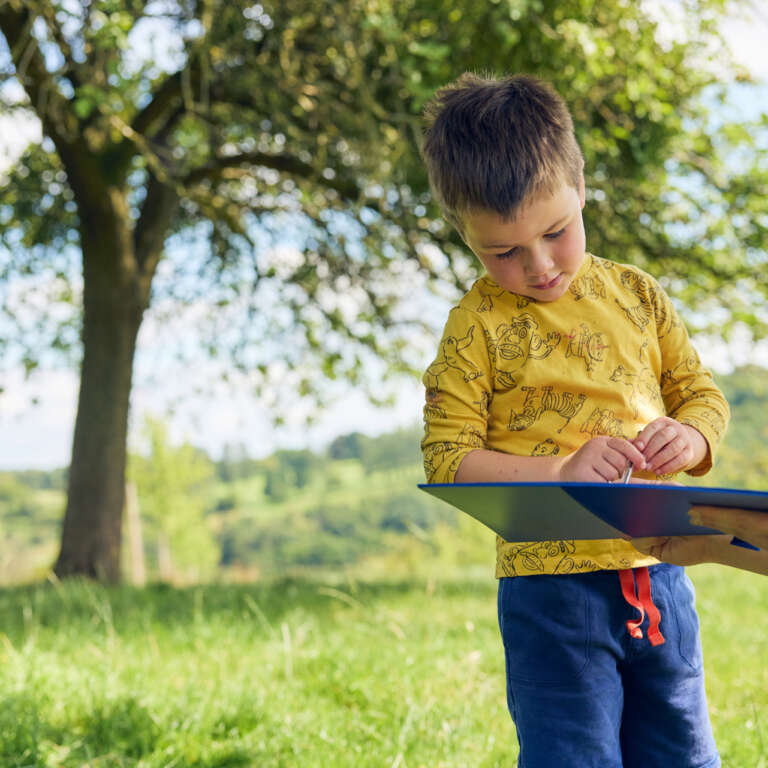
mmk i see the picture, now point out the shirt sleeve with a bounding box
[421,306,493,484]
[652,279,730,476]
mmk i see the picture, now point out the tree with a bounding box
[0,0,765,580]
[128,417,218,582]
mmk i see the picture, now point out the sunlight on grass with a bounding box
[0,566,765,767]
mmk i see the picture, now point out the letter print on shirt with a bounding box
[424,325,482,390]
[565,322,609,373]
[507,385,587,434]
[484,314,561,389]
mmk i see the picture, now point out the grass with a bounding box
[0,564,766,767]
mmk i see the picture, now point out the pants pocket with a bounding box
[498,575,591,687]
[670,570,703,671]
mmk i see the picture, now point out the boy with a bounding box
[420,73,729,767]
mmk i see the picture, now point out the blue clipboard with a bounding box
[418,482,768,543]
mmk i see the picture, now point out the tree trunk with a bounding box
[54,211,144,582]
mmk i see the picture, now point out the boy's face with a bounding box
[460,177,587,302]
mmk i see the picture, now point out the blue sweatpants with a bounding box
[497,564,719,767]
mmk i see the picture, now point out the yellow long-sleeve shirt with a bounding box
[421,254,730,577]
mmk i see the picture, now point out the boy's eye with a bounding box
[495,227,567,259]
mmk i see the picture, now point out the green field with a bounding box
[1,564,766,767]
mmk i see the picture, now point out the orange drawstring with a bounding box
[618,567,665,646]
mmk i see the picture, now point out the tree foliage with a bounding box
[128,417,218,581]
[2,1,766,384]
[0,0,766,579]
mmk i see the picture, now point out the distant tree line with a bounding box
[1,367,767,581]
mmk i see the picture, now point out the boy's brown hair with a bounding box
[421,73,584,230]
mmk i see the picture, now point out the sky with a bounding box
[0,6,767,469]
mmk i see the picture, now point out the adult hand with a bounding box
[689,505,768,550]
[631,534,732,566]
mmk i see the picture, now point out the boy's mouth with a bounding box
[531,273,563,290]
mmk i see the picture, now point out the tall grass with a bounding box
[0,564,765,767]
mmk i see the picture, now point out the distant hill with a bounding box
[1,367,767,583]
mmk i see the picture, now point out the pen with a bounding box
[621,461,633,484]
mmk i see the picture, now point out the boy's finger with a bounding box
[640,426,679,461]
[646,440,689,473]
[607,438,646,468]
[633,419,667,451]
[650,457,685,476]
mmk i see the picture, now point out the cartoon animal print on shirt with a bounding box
[476,283,532,313]
[484,314,561,389]
[498,539,599,576]
[422,441,464,482]
[569,271,606,301]
[423,389,447,435]
[531,438,560,456]
[580,407,625,438]
[609,364,664,418]
[476,283,506,312]
[508,385,586,433]
[565,323,609,373]
[424,325,482,389]
[684,407,727,438]
[474,390,492,420]
[540,386,587,432]
[457,423,485,449]
[614,270,653,330]
[660,355,702,409]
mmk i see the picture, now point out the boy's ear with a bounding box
[578,173,586,209]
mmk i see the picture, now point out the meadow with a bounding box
[1,563,766,768]
[1,369,767,765]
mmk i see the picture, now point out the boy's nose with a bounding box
[525,244,555,276]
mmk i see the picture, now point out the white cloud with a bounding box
[0,111,41,174]
[720,4,768,80]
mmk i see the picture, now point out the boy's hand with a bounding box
[635,418,706,476]
[559,436,646,483]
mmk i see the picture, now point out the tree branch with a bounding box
[133,172,179,303]
[0,2,77,145]
[131,69,186,137]
[38,1,81,89]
